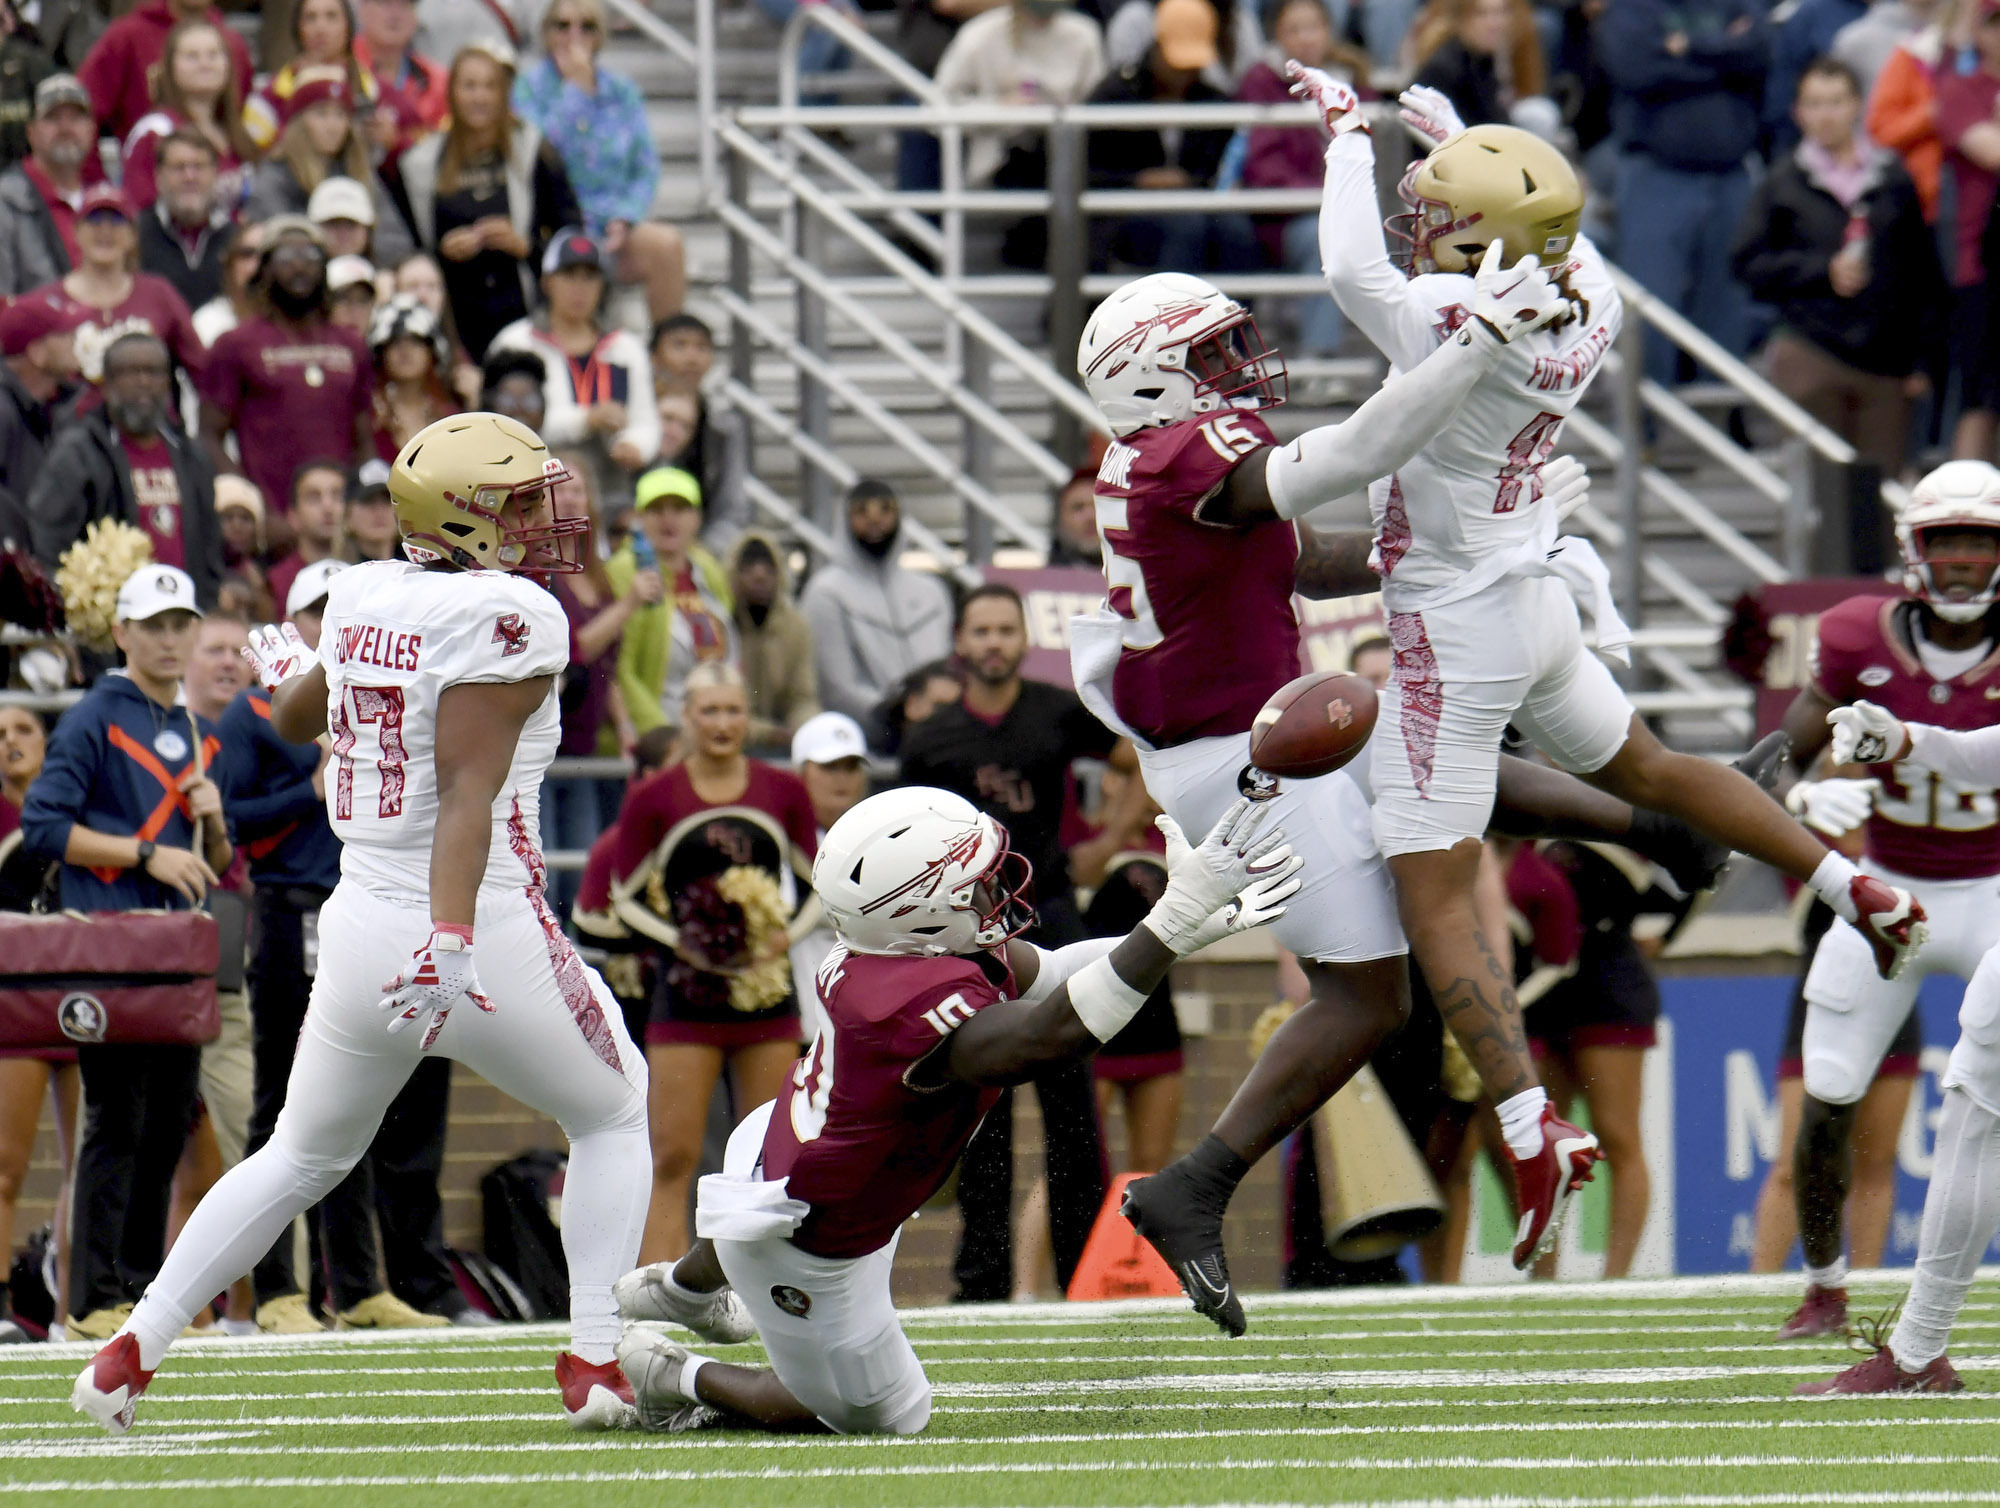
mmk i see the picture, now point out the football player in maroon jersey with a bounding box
[612,786,1302,1434]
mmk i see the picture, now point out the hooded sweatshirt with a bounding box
[605,536,734,738]
[729,529,820,751]
[797,517,954,726]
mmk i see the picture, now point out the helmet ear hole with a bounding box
[848,858,865,883]
[441,521,475,537]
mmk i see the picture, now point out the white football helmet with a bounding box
[1078,272,1286,437]
[813,787,1035,957]
[1897,460,2000,622]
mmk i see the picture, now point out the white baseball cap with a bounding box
[307,175,377,227]
[328,255,376,295]
[286,557,348,619]
[116,566,202,622]
[791,711,867,767]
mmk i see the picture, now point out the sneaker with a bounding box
[1775,1284,1848,1340]
[1797,1346,1963,1395]
[450,1307,500,1327]
[1120,1166,1244,1338]
[0,1317,30,1345]
[617,1328,695,1432]
[336,1292,451,1330]
[215,1318,259,1338]
[65,1305,135,1342]
[555,1351,637,1430]
[255,1294,324,1335]
[614,1263,757,1343]
[1851,876,1928,980]
[1507,1105,1603,1268]
[71,1333,154,1436]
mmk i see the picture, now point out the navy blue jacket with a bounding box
[1598,0,1769,171]
[21,672,228,912]
[1763,0,1867,150]
[217,686,341,891]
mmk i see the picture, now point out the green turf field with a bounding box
[4,1271,1997,1506]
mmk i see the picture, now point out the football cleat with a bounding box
[555,1352,637,1430]
[614,1262,757,1344]
[72,1333,154,1436]
[617,1327,705,1432]
[1508,1105,1602,1268]
[1796,1346,1963,1395]
[1774,1284,1848,1340]
[1850,876,1927,980]
[1120,1168,1245,1338]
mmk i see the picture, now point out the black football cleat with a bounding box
[1121,1167,1246,1338]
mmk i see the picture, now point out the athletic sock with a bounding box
[568,1284,618,1366]
[1809,852,1862,923]
[1176,1135,1252,1212]
[1497,1086,1549,1160]
[1891,1088,2000,1370]
[679,1353,713,1403]
[1805,1257,1848,1291]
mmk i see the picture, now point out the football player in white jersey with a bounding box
[1281,65,1930,1184]
[72,414,669,1436]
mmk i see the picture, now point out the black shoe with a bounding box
[1120,1168,1245,1338]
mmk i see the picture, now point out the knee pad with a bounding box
[1802,1054,1869,1109]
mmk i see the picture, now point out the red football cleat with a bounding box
[1796,1346,1962,1395]
[71,1333,154,1436]
[1775,1284,1848,1340]
[1851,876,1927,980]
[1508,1104,1603,1268]
[556,1351,637,1430]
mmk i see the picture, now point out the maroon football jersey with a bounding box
[1812,594,2000,880]
[1094,411,1302,745]
[759,946,1009,1259]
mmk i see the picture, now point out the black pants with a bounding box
[69,1042,200,1316]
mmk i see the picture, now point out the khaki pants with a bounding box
[199,989,255,1170]
[1768,333,1911,475]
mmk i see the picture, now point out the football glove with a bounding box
[1285,60,1366,135]
[380,927,494,1050]
[1468,240,1572,343]
[1827,701,1908,768]
[1143,798,1298,955]
[1785,777,1881,838]
[1398,83,1465,150]
[1172,858,1306,955]
[243,622,313,692]
[1540,454,1590,522]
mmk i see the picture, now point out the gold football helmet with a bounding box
[390,412,587,574]
[1388,125,1583,277]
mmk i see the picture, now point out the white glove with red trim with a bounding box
[1285,60,1366,136]
[1468,240,1571,343]
[243,622,313,692]
[1398,83,1466,151]
[380,926,494,1048]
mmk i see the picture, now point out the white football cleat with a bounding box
[554,1352,637,1430]
[614,1262,756,1343]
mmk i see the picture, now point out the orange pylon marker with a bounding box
[1064,1172,1185,1301]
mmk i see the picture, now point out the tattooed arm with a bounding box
[1293,528,1378,600]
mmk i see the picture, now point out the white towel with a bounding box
[1541,535,1633,668]
[695,1171,809,1243]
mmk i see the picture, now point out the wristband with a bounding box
[432,922,475,944]
[1068,954,1152,1043]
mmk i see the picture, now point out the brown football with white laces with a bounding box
[1247,671,1378,779]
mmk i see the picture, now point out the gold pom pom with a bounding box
[1248,1001,1296,1061]
[56,519,154,651]
[716,865,794,1013]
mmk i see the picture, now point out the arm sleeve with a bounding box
[610,775,665,883]
[1011,936,1121,1006]
[1727,179,1834,302]
[218,707,319,830]
[18,709,98,858]
[1905,722,2000,787]
[1264,320,1507,518]
[800,578,872,721]
[1316,133,1445,372]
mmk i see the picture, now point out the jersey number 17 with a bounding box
[329,684,408,820]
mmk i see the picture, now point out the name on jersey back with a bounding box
[335,623,425,674]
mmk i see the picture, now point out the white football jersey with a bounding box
[317,559,568,906]
[1317,131,1621,615]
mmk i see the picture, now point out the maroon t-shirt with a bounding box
[761,946,1010,1258]
[610,760,818,886]
[1093,411,1301,745]
[120,432,183,567]
[1812,593,2000,881]
[46,274,203,389]
[200,316,370,515]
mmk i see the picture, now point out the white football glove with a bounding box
[1467,240,1571,343]
[1539,454,1590,522]
[1398,83,1465,151]
[243,622,313,692]
[1143,797,1297,955]
[1827,701,1908,768]
[380,928,494,1049]
[1172,857,1306,955]
[1285,59,1366,135]
[1785,776,1881,838]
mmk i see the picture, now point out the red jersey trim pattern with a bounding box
[1389,611,1443,796]
[507,799,624,1074]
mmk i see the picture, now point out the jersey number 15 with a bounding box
[329,684,408,820]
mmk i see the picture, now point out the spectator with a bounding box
[1349,632,1392,685]
[309,176,385,262]
[1085,0,1260,275]
[1938,0,2000,457]
[25,0,102,77]
[0,288,82,498]
[138,131,234,315]
[933,0,1107,189]
[1408,0,1549,130]
[487,228,658,502]
[479,343,550,432]
[1045,465,1102,567]
[45,183,204,389]
[199,217,372,521]
[340,456,398,561]
[212,473,265,572]
[869,656,963,755]
[243,67,416,266]
[649,313,748,547]
[263,458,347,611]
[799,478,955,726]
[413,0,537,73]
[28,330,224,603]
[387,42,585,361]
[354,0,448,159]
[20,564,232,1338]
[1767,0,1868,150]
[77,0,251,143]
[898,581,1116,1300]
[242,0,376,155]
[729,530,819,754]
[326,253,379,335]
[0,74,93,297]
[1105,0,1259,87]
[1598,0,1769,388]
[785,708,869,1040]
[120,19,254,214]
[513,0,685,326]
[889,0,1001,195]
[365,293,455,458]
[0,0,54,173]
[1835,0,1935,97]
[1239,0,1361,359]
[1730,56,1944,527]
[608,465,734,735]
[392,248,480,403]
[190,218,260,348]
[1867,0,1962,221]
[609,660,817,1263]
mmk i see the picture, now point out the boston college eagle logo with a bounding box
[492,614,529,656]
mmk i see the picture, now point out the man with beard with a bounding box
[29,330,224,604]
[0,74,93,295]
[897,582,1119,1302]
[198,217,371,522]
[137,131,233,313]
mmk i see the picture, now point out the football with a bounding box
[1248,671,1379,779]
